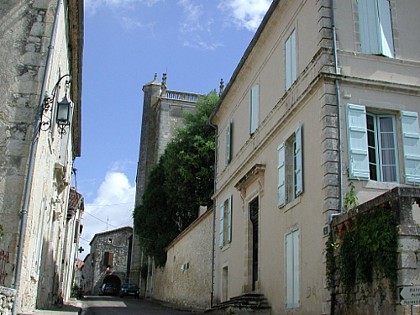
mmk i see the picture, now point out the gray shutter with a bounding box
[219,202,224,248]
[347,104,370,179]
[401,111,420,184]
[227,195,232,243]
[377,0,394,57]
[295,124,303,196]
[285,30,296,89]
[250,85,259,134]
[278,143,286,206]
[226,120,232,164]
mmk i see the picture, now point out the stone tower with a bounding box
[130,74,201,289]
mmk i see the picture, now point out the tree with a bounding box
[133,90,218,266]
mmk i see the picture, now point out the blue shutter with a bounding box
[219,202,224,248]
[347,104,370,179]
[285,30,296,90]
[278,143,286,207]
[295,124,303,196]
[227,195,232,243]
[378,0,394,57]
[292,230,300,307]
[358,0,393,57]
[250,85,259,134]
[401,111,420,184]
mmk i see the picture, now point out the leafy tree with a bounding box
[133,90,218,266]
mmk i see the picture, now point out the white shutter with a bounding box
[295,124,303,196]
[250,85,259,134]
[347,104,370,179]
[278,143,286,207]
[401,111,420,184]
[227,195,232,243]
[219,202,224,248]
[286,230,300,308]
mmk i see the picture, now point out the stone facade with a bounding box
[0,0,83,313]
[88,227,133,295]
[153,207,213,311]
[130,74,200,290]
[210,0,420,314]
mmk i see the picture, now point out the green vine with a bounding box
[344,181,359,211]
[326,207,398,298]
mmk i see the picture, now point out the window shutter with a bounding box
[226,120,232,164]
[286,233,294,308]
[401,111,420,184]
[219,203,224,248]
[227,195,232,243]
[347,104,370,179]
[278,143,286,207]
[285,30,296,90]
[250,85,259,134]
[295,124,303,196]
[377,0,394,57]
[292,230,300,307]
[358,0,393,57]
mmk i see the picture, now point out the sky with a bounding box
[74,0,272,259]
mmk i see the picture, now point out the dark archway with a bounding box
[103,274,122,293]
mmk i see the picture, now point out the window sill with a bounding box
[220,243,231,252]
[280,196,302,213]
[364,181,399,190]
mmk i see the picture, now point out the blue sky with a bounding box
[75,0,272,258]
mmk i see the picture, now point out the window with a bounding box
[226,120,233,165]
[219,195,232,248]
[103,251,113,267]
[278,124,303,207]
[286,230,299,308]
[285,29,297,90]
[347,104,420,184]
[358,0,394,57]
[249,84,259,134]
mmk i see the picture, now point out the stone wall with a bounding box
[0,286,16,315]
[152,208,213,311]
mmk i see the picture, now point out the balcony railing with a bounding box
[163,90,200,103]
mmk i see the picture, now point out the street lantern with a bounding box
[56,94,72,134]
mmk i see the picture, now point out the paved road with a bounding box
[81,296,203,315]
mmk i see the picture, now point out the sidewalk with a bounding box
[34,299,82,315]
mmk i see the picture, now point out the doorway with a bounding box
[249,197,259,291]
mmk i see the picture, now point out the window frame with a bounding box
[219,195,232,248]
[278,124,303,207]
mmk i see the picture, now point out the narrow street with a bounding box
[81,296,203,315]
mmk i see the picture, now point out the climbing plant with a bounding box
[326,207,398,297]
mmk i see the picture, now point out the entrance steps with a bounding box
[206,293,271,314]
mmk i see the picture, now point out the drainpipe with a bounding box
[13,0,63,313]
[209,121,218,309]
[329,1,342,314]
[330,0,344,217]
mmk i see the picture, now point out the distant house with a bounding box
[88,227,133,295]
[0,0,83,313]
[210,0,420,314]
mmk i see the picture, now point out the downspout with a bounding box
[13,0,63,313]
[209,122,217,309]
[329,1,341,314]
[330,0,344,216]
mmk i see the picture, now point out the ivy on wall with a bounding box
[326,207,398,297]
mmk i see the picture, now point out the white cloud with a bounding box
[218,0,272,31]
[79,171,135,258]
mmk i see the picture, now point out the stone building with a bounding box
[88,227,133,295]
[130,74,200,292]
[210,0,420,314]
[0,0,83,313]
